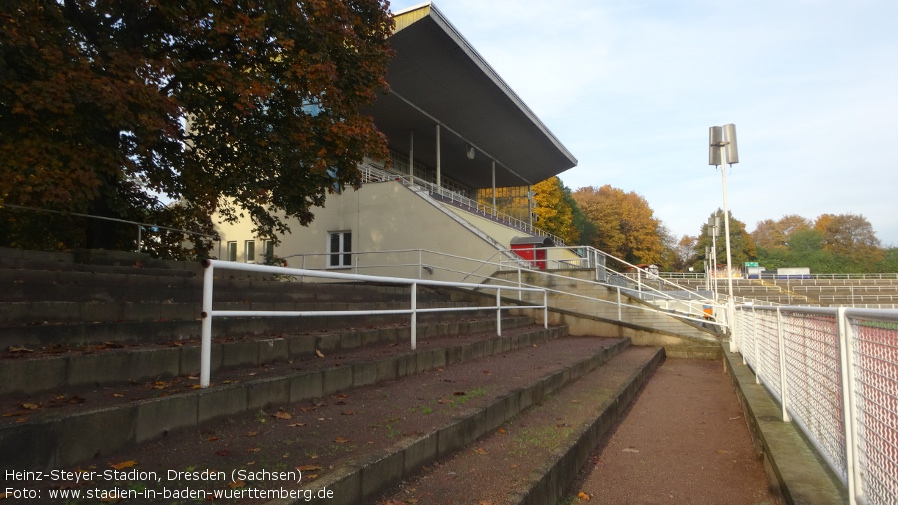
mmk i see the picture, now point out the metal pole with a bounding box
[435,124,441,189]
[720,153,735,308]
[837,307,860,505]
[410,283,417,350]
[776,307,791,422]
[200,261,214,388]
[496,287,502,336]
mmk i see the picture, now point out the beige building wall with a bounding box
[214,180,527,282]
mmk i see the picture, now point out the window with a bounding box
[328,231,352,268]
[226,241,237,262]
[244,240,255,263]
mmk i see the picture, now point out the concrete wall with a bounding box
[215,181,508,283]
[494,269,723,357]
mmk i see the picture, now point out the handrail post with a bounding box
[200,260,214,388]
[518,267,522,301]
[543,290,548,329]
[410,283,417,350]
[496,287,502,336]
[617,286,622,321]
[838,307,861,505]
[136,225,141,253]
[776,307,791,422]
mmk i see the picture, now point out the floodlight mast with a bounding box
[709,124,739,351]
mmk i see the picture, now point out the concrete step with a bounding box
[0,305,522,348]
[0,324,571,472]
[376,346,663,505]
[0,298,483,325]
[0,315,535,396]
[0,267,451,303]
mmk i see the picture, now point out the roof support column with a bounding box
[435,124,441,189]
[409,129,415,185]
[491,160,497,216]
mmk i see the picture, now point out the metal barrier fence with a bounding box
[733,305,898,505]
[199,259,548,388]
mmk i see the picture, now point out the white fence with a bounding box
[733,305,898,505]
[199,259,548,388]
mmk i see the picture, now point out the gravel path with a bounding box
[565,357,776,505]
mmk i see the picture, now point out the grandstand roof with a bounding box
[364,2,578,188]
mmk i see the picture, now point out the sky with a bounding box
[387,0,898,246]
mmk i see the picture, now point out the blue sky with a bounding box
[388,0,898,246]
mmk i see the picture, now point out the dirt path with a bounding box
[565,358,776,505]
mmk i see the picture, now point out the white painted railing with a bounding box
[199,259,548,388]
[733,305,898,505]
[358,163,566,246]
[279,248,724,331]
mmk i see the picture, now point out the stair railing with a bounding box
[199,259,547,388]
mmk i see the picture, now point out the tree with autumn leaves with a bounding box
[572,184,672,267]
[752,213,886,272]
[1,0,393,256]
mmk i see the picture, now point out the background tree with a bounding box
[572,184,666,265]
[752,214,812,251]
[692,209,757,272]
[672,235,698,272]
[1,0,394,256]
[532,176,579,245]
[813,213,883,269]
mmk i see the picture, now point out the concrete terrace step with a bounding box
[0,267,451,304]
[0,306,520,349]
[0,324,570,472]
[376,346,663,505]
[0,315,535,396]
[0,299,486,326]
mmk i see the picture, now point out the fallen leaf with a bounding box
[274,411,293,420]
[622,448,639,454]
[109,460,137,470]
[21,403,39,410]
[578,491,591,501]
[229,480,245,489]
[245,431,259,437]
[206,436,220,442]
[341,411,355,416]
[8,346,34,353]
[453,391,466,396]
[247,447,261,453]
[111,393,125,398]
[67,396,86,404]
[473,447,487,455]
[334,436,350,444]
[716,449,730,455]
[482,369,491,374]
[315,349,325,358]
[215,450,230,457]
[297,465,322,472]
[288,422,307,427]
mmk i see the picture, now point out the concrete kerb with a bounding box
[0,326,571,470]
[722,347,848,505]
[294,336,632,505]
[514,347,665,505]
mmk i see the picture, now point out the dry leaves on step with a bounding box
[109,460,137,470]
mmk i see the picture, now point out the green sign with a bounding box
[745,262,759,267]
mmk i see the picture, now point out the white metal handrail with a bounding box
[358,163,566,246]
[199,259,548,388]
[278,247,724,329]
[733,304,898,505]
